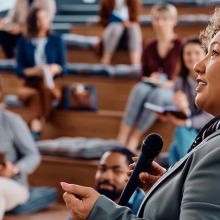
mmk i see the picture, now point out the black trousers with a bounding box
[0,30,21,58]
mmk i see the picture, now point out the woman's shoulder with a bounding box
[0,108,23,127]
[174,76,183,82]
[143,40,157,51]
[17,35,28,44]
[48,33,62,41]
[173,38,183,47]
[0,108,23,124]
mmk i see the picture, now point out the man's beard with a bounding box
[97,181,122,202]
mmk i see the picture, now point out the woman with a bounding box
[0,80,40,219]
[99,0,142,65]
[157,38,213,165]
[16,7,66,138]
[117,3,182,153]
[61,7,220,220]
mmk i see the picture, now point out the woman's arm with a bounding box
[16,37,44,78]
[9,114,41,174]
[56,35,67,76]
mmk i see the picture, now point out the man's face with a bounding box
[95,152,129,202]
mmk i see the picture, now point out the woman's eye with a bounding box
[211,49,218,56]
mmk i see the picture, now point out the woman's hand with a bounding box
[6,23,22,35]
[155,112,170,122]
[126,157,166,193]
[48,64,62,77]
[150,72,161,80]
[166,113,187,127]
[61,182,100,220]
[173,90,190,115]
[161,80,174,89]
[123,21,131,28]
[0,161,19,178]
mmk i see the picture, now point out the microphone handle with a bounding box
[118,155,153,206]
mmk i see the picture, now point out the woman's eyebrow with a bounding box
[210,41,220,46]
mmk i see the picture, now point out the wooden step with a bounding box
[71,22,207,42]
[67,48,131,65]
[1,72,137,111]
[55,75,137,111]
[5,203,68,219]
[28,155,98,203]
[7,107,123,139]
[7,106,174,153]
[68,20,206,64]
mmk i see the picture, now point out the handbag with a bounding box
[63,83,98,111]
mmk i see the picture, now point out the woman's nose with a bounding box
[193,56,206,75]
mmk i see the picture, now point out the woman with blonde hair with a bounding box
[117,3,182,153]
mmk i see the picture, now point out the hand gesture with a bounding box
[126,157,166,193]
[0,161,18,178]
[155,112,170,122]
[47,64,62,77]
[150,72,161,80]
[166,113,187,127]
[61,182,100,220]
[6,23,22,35]
[173,90,189,114]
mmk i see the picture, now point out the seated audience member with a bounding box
[62,8,220,219]
[0,0,56,58]
[67,147,144,219]
[98,0,142,65]
[95,148,144,214]
[117,3,182,153]
[157,38,213,165]
[16,7,66,139]
[0,80,41,219]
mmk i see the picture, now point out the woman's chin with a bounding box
[195,96,206,111]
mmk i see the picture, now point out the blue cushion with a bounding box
[8,187,58,215]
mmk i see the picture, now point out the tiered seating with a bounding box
[1,1,214,199]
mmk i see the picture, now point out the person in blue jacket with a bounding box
[16,7,66,138]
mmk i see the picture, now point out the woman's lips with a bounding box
[196,81,207,92]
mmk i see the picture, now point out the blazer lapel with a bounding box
[138,130,220,217]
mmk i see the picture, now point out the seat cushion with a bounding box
[8,187,58,215]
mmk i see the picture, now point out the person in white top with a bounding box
[99,0,142,65]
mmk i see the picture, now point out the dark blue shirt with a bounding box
[16,33,67,79]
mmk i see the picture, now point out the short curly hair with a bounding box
[200,7,220,48]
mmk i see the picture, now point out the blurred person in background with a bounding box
[99,0,142,65]
[67,147,144,220]
[156,38,213,165]
[95,148,144,214]
[16,7,66,140]
[117,3,182,153]
[0,78,40,219]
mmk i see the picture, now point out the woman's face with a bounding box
[194,31,220,116]
[152,11,176,35]
[183,43,206,79]
[36,9,50,33]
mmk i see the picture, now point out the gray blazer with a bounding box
[88,130,220,220]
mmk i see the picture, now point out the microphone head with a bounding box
[142,133,164,155]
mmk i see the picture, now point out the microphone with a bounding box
[118,133,164,206]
